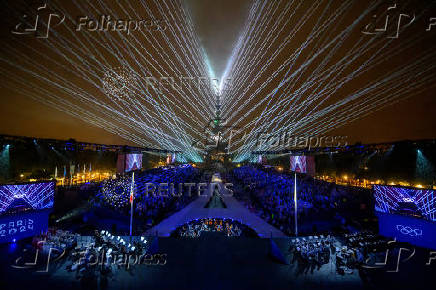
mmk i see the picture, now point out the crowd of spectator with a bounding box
[233,166,373,235]
[94,165,202,228]
[172,218,258,238]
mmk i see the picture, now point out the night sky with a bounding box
[0,0,435,160]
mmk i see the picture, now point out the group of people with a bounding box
[32,229,79,255]
[334,245,363,274]
[288,231,388,276]
[232,166,373,235]
[173,218,251,238]
[95,165,202,229]
[335,231,388,274]
[343,231,388,254]
[289,235,335,275]
[22,228,159,289]
[63,230,151,288]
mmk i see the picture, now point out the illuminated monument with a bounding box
[201,93,234,167]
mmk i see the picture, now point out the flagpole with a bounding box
[130,172,135,237]
[294,171,298,236]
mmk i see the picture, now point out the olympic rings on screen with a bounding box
[396,224,422,237]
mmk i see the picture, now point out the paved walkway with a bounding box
[146,173,286,238]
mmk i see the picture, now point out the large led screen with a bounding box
[0,182,55,215]
[374,185,435,222]
[125,153,143,172]
[290,155,315,176]
[117,153,143,173]
[377,212,436,250]
[0,209,50,243]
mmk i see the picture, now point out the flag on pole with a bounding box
[130,172,135,236]
[54,166,58,179]
[130,172,135,204]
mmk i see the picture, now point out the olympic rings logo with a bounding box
[396,225,423,237]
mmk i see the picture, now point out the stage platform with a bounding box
[146,174,286,238]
